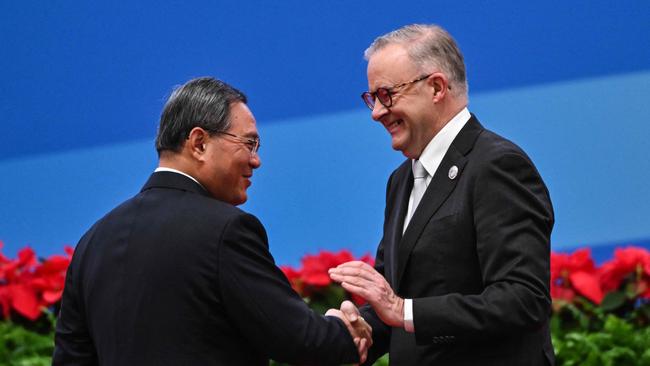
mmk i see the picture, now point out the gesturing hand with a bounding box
[325,302,372,364]
[329,261,405,328]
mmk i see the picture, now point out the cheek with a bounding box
[397,120,413,139]
[234,180,249,205]
[234,160,249,183]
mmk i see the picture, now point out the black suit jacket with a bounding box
[53,171,358,366]
[362,115,555,366]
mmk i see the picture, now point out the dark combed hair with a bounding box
[155,77,247,154]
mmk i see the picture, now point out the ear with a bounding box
[186,127,210,160]
[428,72,449,103]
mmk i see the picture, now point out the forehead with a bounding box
[367,44,419,90]
[228,102,257,135]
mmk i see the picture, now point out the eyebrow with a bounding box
[243,132,260,140]
[369,82,393,94]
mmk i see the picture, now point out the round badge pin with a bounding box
[448,165,458,180]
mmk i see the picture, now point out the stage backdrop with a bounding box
[1,1,649,265]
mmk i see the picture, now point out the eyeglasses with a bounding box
[215,131,261,156]
[361,73,432,110]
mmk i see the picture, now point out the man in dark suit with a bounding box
[53,77,371,365]
[329,24,554,365]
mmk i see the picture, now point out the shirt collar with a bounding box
[415,107,471,177]
[154,167,205,189]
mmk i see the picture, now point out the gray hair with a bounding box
[155,77,247,154]
[365,24,468,97]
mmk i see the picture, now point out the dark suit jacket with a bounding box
[53,171,358,366]
[362,115,555,366]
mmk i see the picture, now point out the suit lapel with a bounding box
[384,164,412,287]
[394,116,484,290]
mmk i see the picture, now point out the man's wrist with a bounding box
[389,296,406,329]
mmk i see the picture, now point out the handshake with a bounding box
[325,300,372,364]
[326,261,406,364]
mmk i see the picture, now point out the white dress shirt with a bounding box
[403,107,471,333]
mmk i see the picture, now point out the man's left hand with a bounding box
[329,261,404,328]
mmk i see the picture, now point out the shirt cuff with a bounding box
[404,298,415,333]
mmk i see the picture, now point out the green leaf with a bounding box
[0,320,54,365]
[600,291,627,312]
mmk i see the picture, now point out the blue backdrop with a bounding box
[2,1,649,265]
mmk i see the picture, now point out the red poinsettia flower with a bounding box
[550,248,603,304]
[0,247,40,319]
[300,253,335,287]
[33,249,74,306]
[0,244,73,320]
[1,247,37,282]
[281,249,375,306]
[300,250,357,287]
[9,282,42,320]
[599,246,650,298]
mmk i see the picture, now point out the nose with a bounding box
[249,152,261,169]
[370,100,389,121]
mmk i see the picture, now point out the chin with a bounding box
[225,193,247,206]
[402,151,419,159]
[235,193,248,206]
[393,143,417,158]
[391,140,406,154]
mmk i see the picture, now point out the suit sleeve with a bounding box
[217,212,359,365]
[358,171,394,365]
[52,230,98,366]
[413,151,553,344]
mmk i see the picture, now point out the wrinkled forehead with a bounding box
[367,44,420,91]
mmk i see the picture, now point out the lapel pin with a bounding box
[448,165,458,180]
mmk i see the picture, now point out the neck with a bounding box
[408,99,467,159]
[439,96,468,125]
[158,151,199,179]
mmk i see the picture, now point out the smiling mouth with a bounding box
[385,119,403,134]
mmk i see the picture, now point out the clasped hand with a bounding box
[325,300,372,364]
